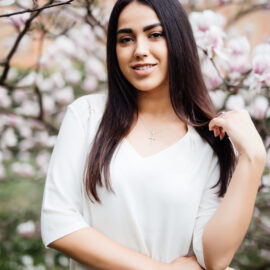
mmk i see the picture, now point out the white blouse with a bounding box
[41,93,223,270]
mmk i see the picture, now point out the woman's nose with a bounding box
[134,38,149,60]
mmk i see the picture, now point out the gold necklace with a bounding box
[138,114,163,144]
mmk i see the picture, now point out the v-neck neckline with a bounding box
[123,125,190,160]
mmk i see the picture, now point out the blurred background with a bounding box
[0,0,269,269]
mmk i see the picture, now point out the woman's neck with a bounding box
[136,88,175,119]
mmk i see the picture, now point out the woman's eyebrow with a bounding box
[117,23,162,35]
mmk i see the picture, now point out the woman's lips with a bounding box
[131,64,157,76]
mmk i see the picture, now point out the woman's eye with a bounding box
[119,37,133,44]
[149,32,163,39]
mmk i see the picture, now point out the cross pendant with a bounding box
[148,131,156,144]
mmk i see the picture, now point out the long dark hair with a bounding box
[84,0,236,203]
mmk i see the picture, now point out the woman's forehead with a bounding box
[117,2,161,30]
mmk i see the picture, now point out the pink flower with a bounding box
[227,36,250,57]
[201,58,223,90]
[42,95,56,116]
[11,162,35,178]
[249,95,269,120]
[189,10,226,33]
[54,86,74,105]
[209,89,227,110]
[16,220,35,238]
[12,88,28,103]
[227,56,250,74]
[225,94,245,111]
[0,87,11,108]
[1,128,17,148]
[82,76,98,92]
[9,13,30,30]
[252,54,270,75]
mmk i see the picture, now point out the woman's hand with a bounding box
[165,256,203,270]
[209,109,266,161]
[164,256,236,270]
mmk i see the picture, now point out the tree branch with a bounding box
[0,0,74,18]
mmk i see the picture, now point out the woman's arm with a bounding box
[49,227,167,270]
[204,110,266,270]
[49,227,207,270]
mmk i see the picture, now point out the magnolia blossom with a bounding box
[20,255,34,266]
[225,37,251,74]
[248,95,269,120]
[36,150,51,176]
[11,162,35,178]
[15,100,40,116]
[4,115,26,130]
[68,25,96,53]
[19,138,35,151]
[189,9,226,33]
[12,88,28,103]
[209,89,227,110]
[8,12,30,30]
[226,36,251,56]
[83,76,98,92]
[58,256,69,267]
[250,43,270,87]
[252,54,270,76]
[226,56,250,75]
[42,95,56,115]
[18,124,32,138]
[53,86,74,105]
[16,220,36,238]
[64,68,82,85]
[201,58,223,90]
[193,25,225,57]
[17,72,36,87]
[1,127,17,148]
[225,94,245,111]
[0,87,11,108]
[54,36,76,57]
[36,75,54,92]
[50,72,66,90]
[189,10,226,57]
[85,56,107,81]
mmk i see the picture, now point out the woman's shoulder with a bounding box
[66,92,107,133]
[68,92,107,117]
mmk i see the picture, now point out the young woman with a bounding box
[41,0,266,269]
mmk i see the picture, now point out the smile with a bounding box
[132,64,157,70]
[131,63,157,76]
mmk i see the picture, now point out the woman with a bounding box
[41,0,266,269]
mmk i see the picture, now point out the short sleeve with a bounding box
[41,105,89,247]
[193,154,222,269]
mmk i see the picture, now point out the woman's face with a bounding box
[116,2,169,93]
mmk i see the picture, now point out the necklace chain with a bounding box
[138,114,163,144]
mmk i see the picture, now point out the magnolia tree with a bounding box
[0,0,269,269]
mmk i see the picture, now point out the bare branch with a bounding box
[0,0,74,86]
[0,0,74,18]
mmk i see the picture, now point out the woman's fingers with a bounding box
[209,109,266,159]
